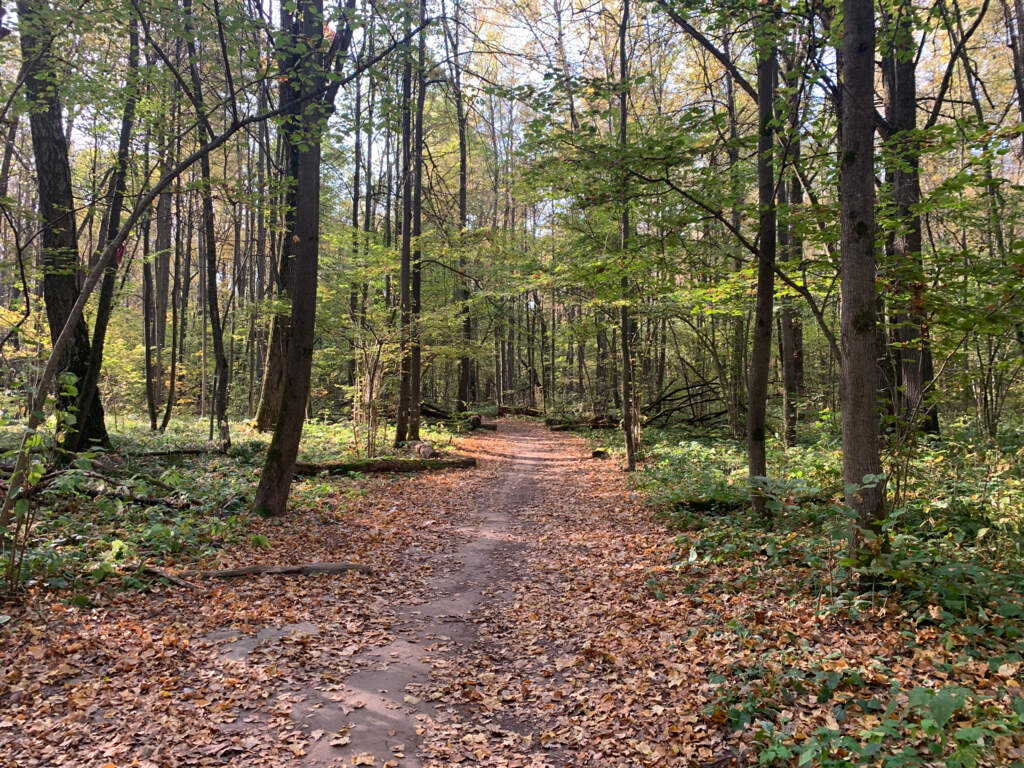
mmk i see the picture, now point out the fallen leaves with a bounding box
[329,730,352,747]
[0,444,483,766]
[2,423,1021,767]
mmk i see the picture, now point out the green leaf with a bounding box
[954,726,985,743]
[1011,697,1024,718]
[929,688,965,729]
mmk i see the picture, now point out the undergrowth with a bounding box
[1,416,465,598]
[620,422,1024,767]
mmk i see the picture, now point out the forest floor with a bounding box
[2,421,1022,767]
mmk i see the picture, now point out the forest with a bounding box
[1,0,1024,765]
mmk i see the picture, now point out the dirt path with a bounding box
[297,421,559,767]
[3,421,744,768]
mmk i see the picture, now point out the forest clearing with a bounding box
[2,0,1024,764]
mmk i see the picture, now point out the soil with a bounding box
[295,421,578,767]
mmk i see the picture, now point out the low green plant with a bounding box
[634,423,1024,766]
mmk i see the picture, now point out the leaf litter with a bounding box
[1,422,1021,767]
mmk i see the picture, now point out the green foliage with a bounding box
[623,424,1024,766]
[4,416,472,591]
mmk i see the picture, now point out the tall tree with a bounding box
[17,0,109,449]
[747,7,778,518]
[394,2,415,446]
[619,0,639,471]
[840,0,886,555]
[443,0,474,413]
[183,0,231,450]
[252,0,357,515]
[66,18,142,454]
[778,54,805,448]
[407,0,427,441]
[881,0,939,434]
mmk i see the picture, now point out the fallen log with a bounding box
[463,416,498,431]
[183,562,372,578]
[293,457,476,476]
[130,565,199,588]
[498,406,541,417]
[547,417,620,431]
[130,561,371,586]
[420,402,451,420]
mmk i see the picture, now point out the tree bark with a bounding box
[348,69,362,389]
[407,0,427,441]
[882,1,939,435]
[159,189,182,433]
[154,127,173,407]
[252,0,357,516]
[445,0,473,413]
[17,0,108,449]
[143,216,159,431]
[841,0,886,556]
[779,89,804,448]
[618,0,639,471]
[747,12,777,519]
[394,4,414,446]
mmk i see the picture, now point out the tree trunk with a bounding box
[408,0,427,441]
[160,192,182,432]
[154,129,173,406]
[253,0,355,515]
[254,66,298,432]
[253,142,320,514]
[841,0,886,556]
[394,6,414,446]
[348,70,362,390]
[446,0,473,413]
[779,94,804,448]
[17,0,108,449]
[67,20,141,453]
[882,1,939,435]
[618,0,639,470]
[183,0,230,450]
[595,327,609,415]
[143,216,159,431]
[747,14,777,519]
[1003,0,1024,134]
[723,37,747,440]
